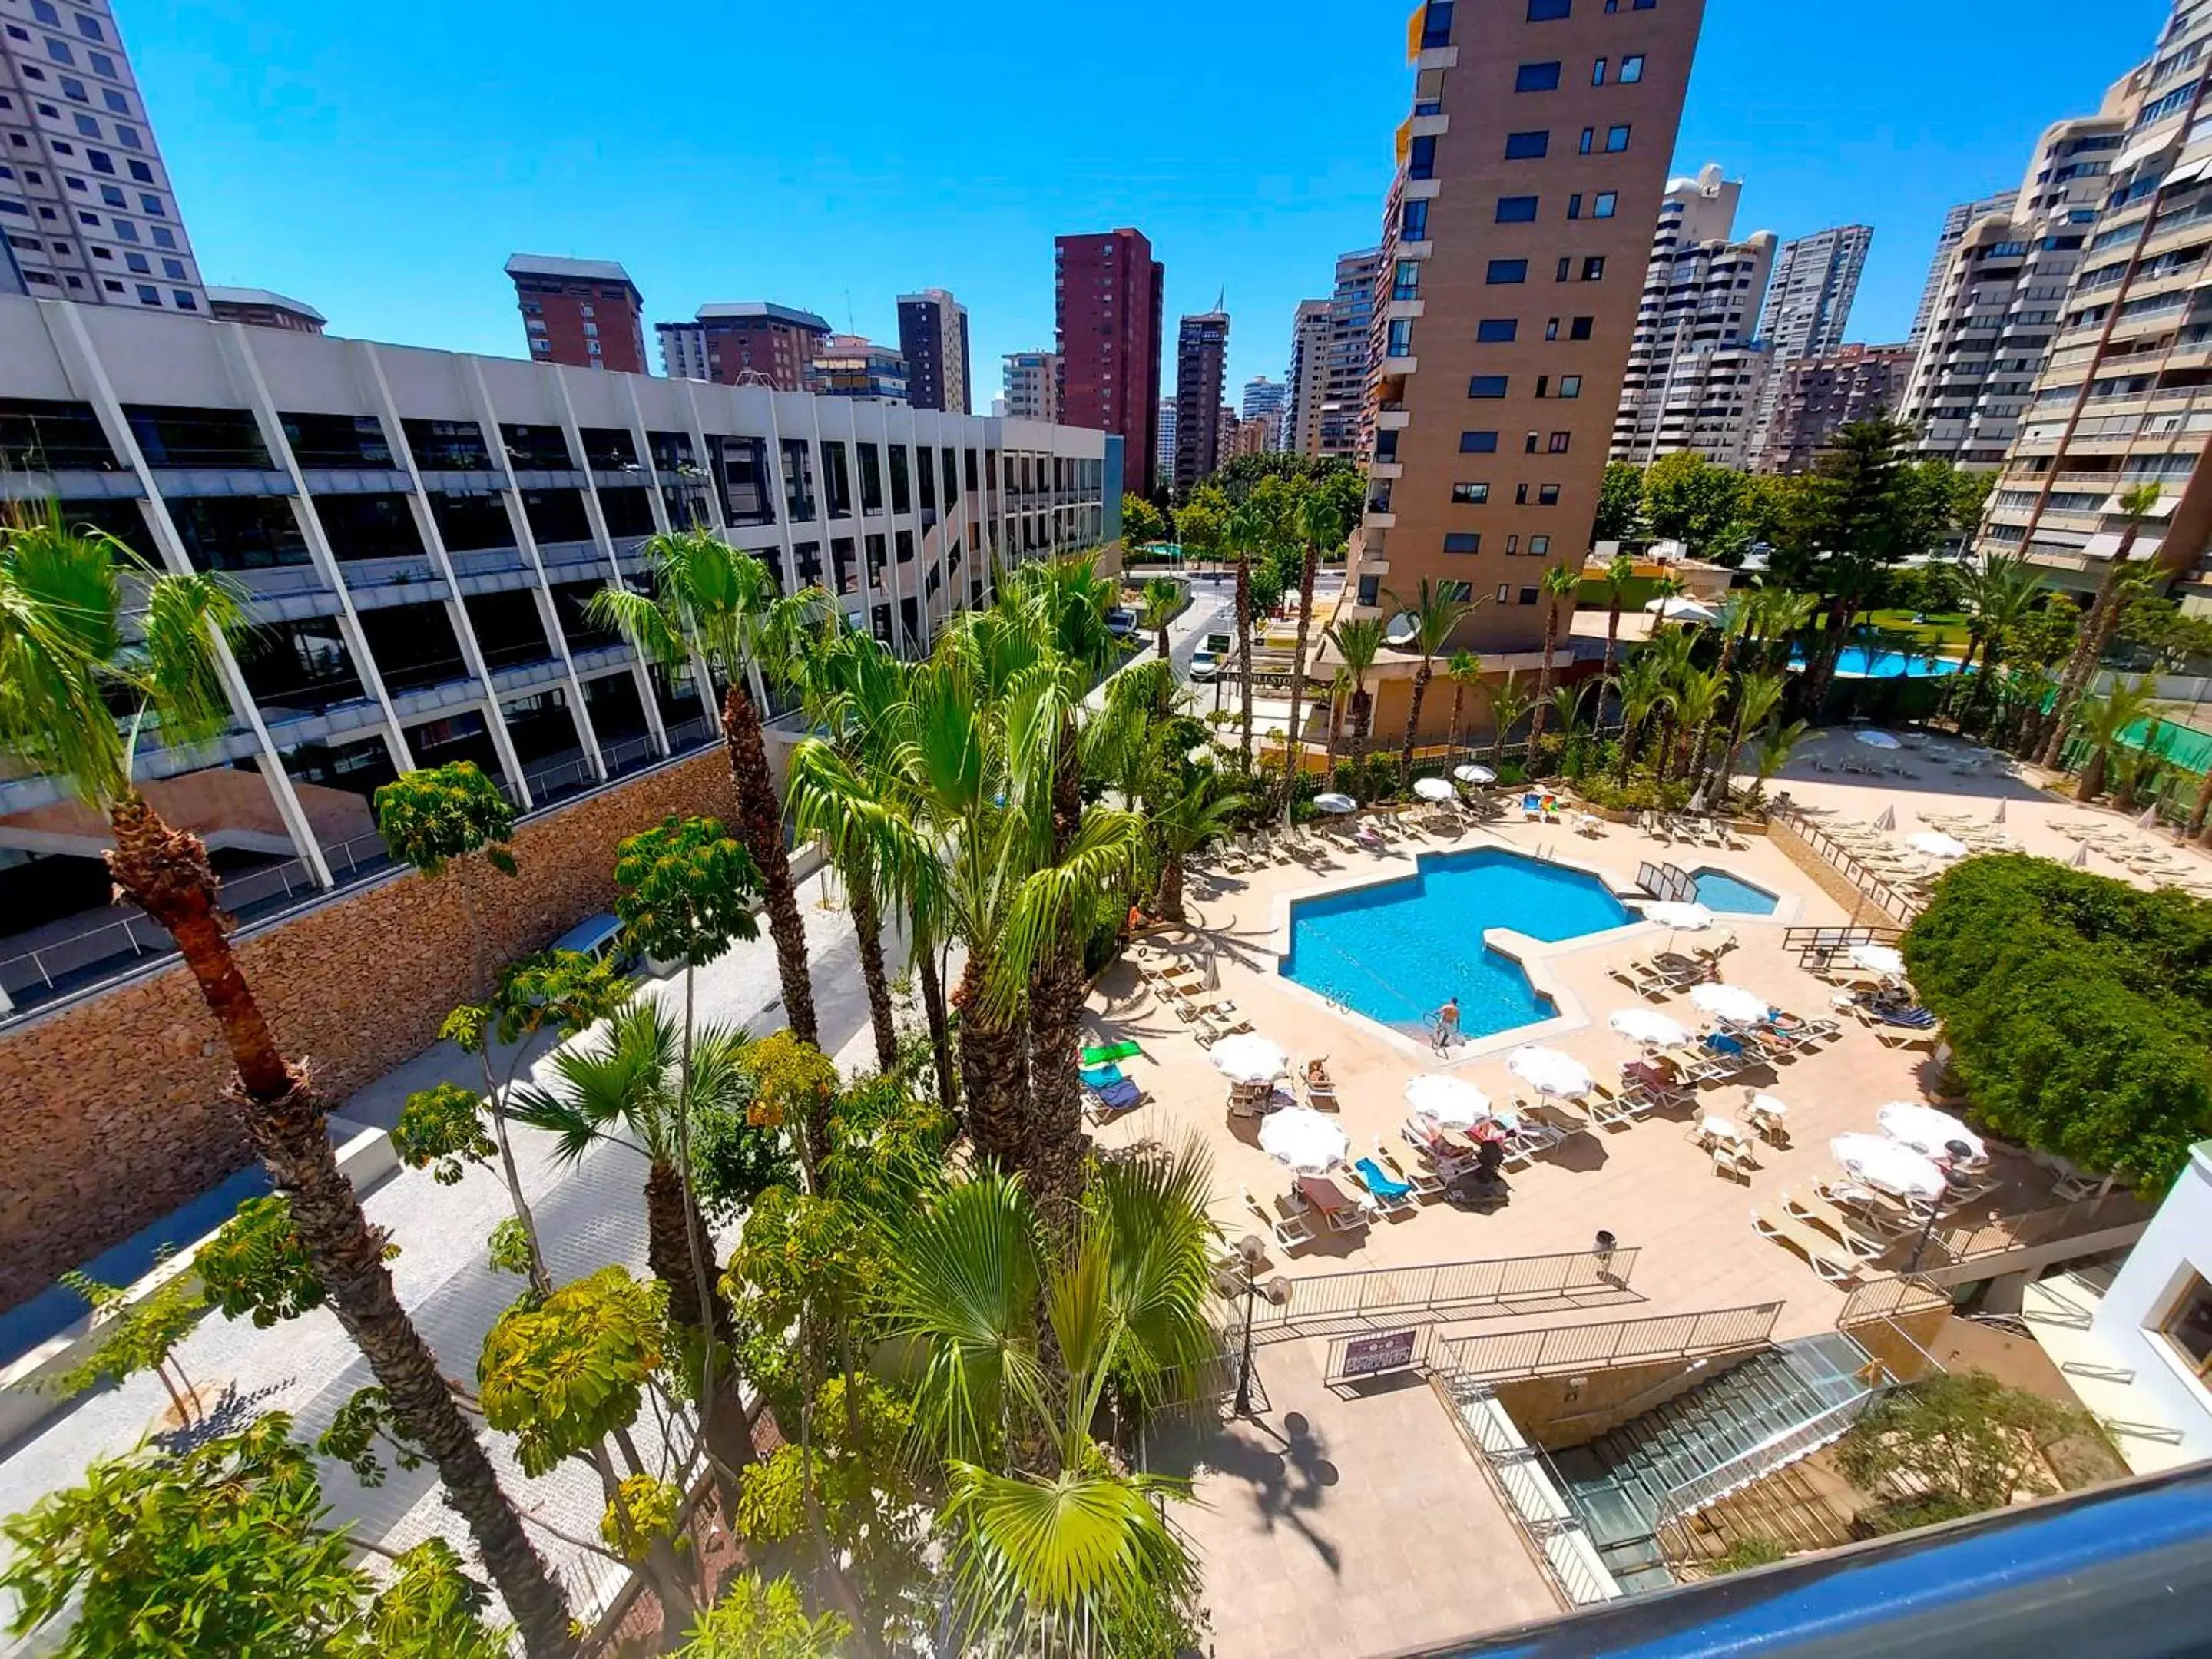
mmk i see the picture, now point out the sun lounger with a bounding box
[1079,1063,1124,1088]
[1815,1181,1918,1238]
[1083,1078,1149,1124]
[1243,1184,1314,1251]
[1609,957,1673,998]
[1196,1009,1254,1045]
[1751,1207,1863,1285]
[1083,1040,1141,1067]
[1350,1157,1417,1216]
[1372,1137,1444,1198]
[1781,1189,1889,1260]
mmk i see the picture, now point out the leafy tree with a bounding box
[1954,553,2046,729]
[2041,482,2167,767]
[2,1416,509,1658]
[198,1192,371,1329]
[0,512,575,1651]
[1283,484,1349,826]
[2001,594,2080,673]
[1120,493,1167,555]
[1174,482,1230,574]
[48,1267,203,1425]
[1642,451,1745,554]
[392,1081,497,1186]
[1904,856,2212,1188]
[1150,762,1250,924]
[1326,616,1385,788]
[1488,667,1534,770]
[2071,676,2160,801]
[373,760,518,884]
[679,1572,852,1658]
[1838,1371,2104,1518]
[1444,650,1484,761]
[1594,460,1646,545]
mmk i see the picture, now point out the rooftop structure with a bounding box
[505,253,647,373]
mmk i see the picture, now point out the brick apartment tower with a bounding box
[1349,0,1704,664]
[896,288,971,412]
[1056,228,1164,496]
[657,303,832,391]
[505,255,648,373]
[1173,308,1230,495]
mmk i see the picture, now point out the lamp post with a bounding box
[1906,1140,1979,1273]
[1216,1234,1291,1420]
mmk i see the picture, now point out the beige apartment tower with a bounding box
[1343,0,1706,720]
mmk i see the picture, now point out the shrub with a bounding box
[1571,771,1691,813]
[1904,857,2212,1189]
[1710,1536,1789,1573]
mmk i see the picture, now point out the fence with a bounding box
[1433,1302,1783,1383]
[1234,1247,1640,1346]
[1653,1389,1881,1533]
[1932,1190,2146,1265]
[1443,1378,1621,1610]
[1837,1273,1955,1330]
[1636,861,1696,904]
[1769,805,1922,926]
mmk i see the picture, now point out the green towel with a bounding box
[1082,1040,1142,1065]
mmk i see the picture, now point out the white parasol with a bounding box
[1645,596,1718,624]
[1992,800,2008,826]
[1855,730,1902,750]
[1875,806,1898,831]
[1259,1107,1351,1174]
[1314,793,1356,815]
[1876,1101,1987,1166]
[1848,943,1907,977]
[1507,1045,1594,1098]
[1609,1008,1691,1048]
[1830,1132,1948,1204]
[1210,1034,1291,1085]
[2070,842,2091,869]
[1641,901,1714,931]
[1414,777,1457,803]
[1748,1092,1790,1124]
[1907,832,1969,860]
[1689,982,1769,1025]
[1454,763,1498,785]
[1405,1073,1496,1129]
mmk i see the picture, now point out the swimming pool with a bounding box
[1793,645,1966,680]
[1281,849,1634,1041]
[1688,868,1780,916]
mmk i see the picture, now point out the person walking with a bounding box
[1432,995,1462,1052]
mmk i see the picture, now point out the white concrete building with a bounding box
[1611,164,1777,468]
[1002,349,1061,423]
[1283,298,1331,456]
[1744,224,1873,469]
[0,0,204,314]
[1908,191,2020,350]
[1323,246,1382,459]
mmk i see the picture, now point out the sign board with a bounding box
[1338,1328,1419,1379]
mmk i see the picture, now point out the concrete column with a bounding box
[551,375,665,760]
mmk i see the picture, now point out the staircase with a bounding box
[1546,1333,1879,1593]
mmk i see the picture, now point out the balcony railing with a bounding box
[1433,1302,1783,1382]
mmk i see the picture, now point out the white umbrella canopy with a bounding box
[1454,763,1498,785]
[1414,777,1457,803]
[1405,1073,1495,1128]
[1645,596,1718,624]
[1992,800,2008,825]
[1874,806,1898,831]
[2070,842,2091,869]
[1848,943,1907,977]
[1908,832,1969,860]
[1508,1045,1594,1098]
[1210,1034,1291,1085]
[1830,1132,1948,1203]
[1689,982,1770,1025]
[1855,730,1902,750]
[1259,1107,1351,1174]
[1314,793,1356,815]
[1877,1101,1987,1165]
[1641,901,1714,931]
[2138,803,2163,829]
[1609,1008,1692,1047]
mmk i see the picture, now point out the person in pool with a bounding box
[1432,996,1462,1051]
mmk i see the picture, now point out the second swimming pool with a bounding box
[1282,848,1634,1041]
[1689,868,1780,916]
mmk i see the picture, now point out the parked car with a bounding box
[1189,652,1220,682]
[548,912,641,974]
[1106,608,1138,638]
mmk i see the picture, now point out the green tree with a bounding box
[1747,717,1812,806]
[1488,668,1535,770]
[591,529,824,1049]
[1224,495,1271,770]
[1526,563,1584,760]
[1837,1371,2104,1520]
[1594,460,1646,545]
[0,512,573,1654]
[1444,650,1484,761]
[48,1267,203,1425]
[1139,576,1181,711]
[1283,484,1349,826]
[197,1191,382,1330]
[680,1572,853,1657]
[1955,553,2046,730]
[1173,482,1230,575]
[1327,616,1386,787]
[1598,551,1637,686]
[2041,483,2166,767]
[1120,493,1167,556]
[1711,670,1786,806]
[2072,676,2160,801]
[1389,577,1478,787]
[1151,763,1250,925]
[1642,451,1746,554]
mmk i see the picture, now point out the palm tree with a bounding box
[1487,668,1534,770]
[1224,498,1270,772]
[1282,488,1348,826]
[1955,553,2045,731]
[1710,669,1786,807]
[1685,592,1757,794]
[1526,564,1584,759]
[1747,717,1812,806]
[1444,650,1483,762]
[1389,578,1478,788]
[1664,666,1727,786]
[2042,482,2165,767]
[1599,553,1637,686]
[1138,577,1181,714]
[592,530,823,1050]
[1322,666,1353,780]
[1613,651,1674,782]
[2072,677,2159,801]
[1327,616,1385,783]
[0,515,575,1656]
[1151,766,1250,924]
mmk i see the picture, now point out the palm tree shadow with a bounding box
[1163,1407,1344,1576]
[154,1376,293,1454]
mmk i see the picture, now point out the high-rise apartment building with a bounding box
[1979,0,2212,615]
[1343,0,1704,710]
[809,335,907,400]
[1284,299,1333,455]
[1242,375,1286,429]
[655,303,831,391]
[1897,111,2120,468]
[207,287,326,335]
[1611,164,1777,468]
[1755,343,1916,475]
[1056,228,1164,495]
[0,0,204,313]
[1002,350,1062,422]
[1173,309,1230,493]
[1156,398,1177,480]
[505,256,647,373]
[1323,247,1384,457]
[1230,416,1273,459]
[1908,191,2019,349]
[896,289,971,413]
[1743,224,1873,468]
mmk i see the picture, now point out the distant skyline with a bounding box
[121,0,2169,404]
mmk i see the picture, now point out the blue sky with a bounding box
[125,0,2171,405]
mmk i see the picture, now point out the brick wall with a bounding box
[0,750,737,1314]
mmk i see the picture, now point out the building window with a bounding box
[1548,431,1572,452]
[1459,431,1500,453]
[1419,0,1455,48]
[1606,124,1631,152]
[1486,258,1528,284]
[1515,61,1562,93]
[1580,127,1596,154]
[1408,134,1437,180]
[1358,575,1382,606]
[1559,375,1583,398]
[1495,195,1540,224]
[1452,482,1490,503]
[1392,259,1422,300]
[1568,193,1584,220]
[1467,375,1509,398]
[1592,56,1608,84]
[1621,53,1646,82]
[1505,130,1550,161]
[1528,0,1571,15]
[1387,319,1416,358]
[1401,198,1430,240]
[1443,532,1481,553]
[2158,1272,2212,1382]
[1557,257,1573,282]
[1519,588,1539,605]
[1530,535,1551,556]
[1582,257,1606,280]
[1571,316,1594,339]
[1476,318,1518,343]
[1539,484,1561,505]
[1594,192,1618,218]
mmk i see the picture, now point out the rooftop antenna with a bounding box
[1216,284,1227,313]
[846,289,855,333]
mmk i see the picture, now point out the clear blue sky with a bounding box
[126,0,2170,404]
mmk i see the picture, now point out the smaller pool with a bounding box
[1689,868,1779,916]
[1793,645,1966,680]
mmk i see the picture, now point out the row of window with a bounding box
[1468,373,1585,399]
[1419,0,1657,50]
[1359,575,1554,608]
[1485,256,1609,284]
[1515,55,1647,93]
[1459,430,1577,454]
[1452,481,1565,506]
[1442,531,1557,556]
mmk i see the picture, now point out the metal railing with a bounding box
[1933,1190,2145,1264]
[1837,1273,1954,1329]
[1769,806,1923,925]
[1233,1248,1638,1345]
[1653,1388,1881,1532]
[1445,1378,1621,1610]
[1435,1302,1782,1382]
[662,714,717,755]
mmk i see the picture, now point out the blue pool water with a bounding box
[1793,646,1966,680]
[1690,868,1780,916]
[1282,849,1633,1039]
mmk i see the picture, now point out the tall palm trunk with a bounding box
[103,797,576,1659]
[1324,690,1344,778]
[1446,680,1467,760]
[1687,632,1743,801]
[2041,542,2138,768]
[1349,690,1373,774]
[1159,850,1188,926]
[1603,600,1624,684]
[954,953,1025,1167]
[1026,714,1091,1235]
[1800,595,1854,714]
[914,920,956,1122]
[2187,764,2212,843]
[843,850,897,1073]
[1281,544,1318,826]
[1400,661,1433,788]
[1236,555,1255,772]
[1530,608,1561,756]
[642,1159,756,1495]
[720,677,819,1062]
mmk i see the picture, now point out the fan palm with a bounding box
[1487,668,1534,770]
[1389,578,1478,788]
[1747,717,1812,806]
[2042,483,2165,767]
[1664,666,1728,785]
[2073,676,2160,802]
[1281,488,1348,825]
[1955,553,2045,730]
[1327,616,1385,782]
[1526,564,1584,756]
[1613,651,1675,781]
[1710,669,1786,807]
[1138,577,1181,709]
[0,513,575,1655]
[591,530,824,1051]
[1444,650,1483,761]
[1150,765,1249,925]
[1685,592,1757,793]
[1599,553,1637,686]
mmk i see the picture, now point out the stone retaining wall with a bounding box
[0,750,738,1314]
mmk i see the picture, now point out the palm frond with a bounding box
[0,511,132,803]
[135,568,244,755]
